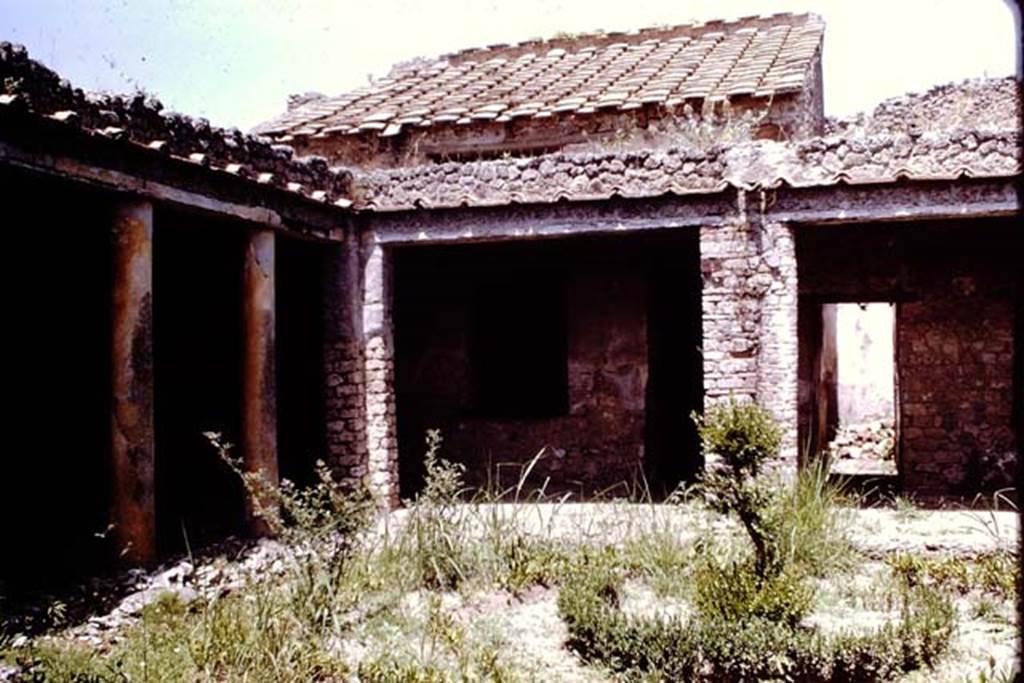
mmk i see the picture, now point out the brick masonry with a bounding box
[361,239,400,506]
[322,233,369,490]
[699,202,799,471]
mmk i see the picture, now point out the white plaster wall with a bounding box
[836,303,895,424]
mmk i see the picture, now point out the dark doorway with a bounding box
[153,208,246,554]
[393,231,702,499]
[644,242,704,496]
[1,169,113,593]
[276,236,328,488]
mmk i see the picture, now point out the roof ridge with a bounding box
[394,12,822,74]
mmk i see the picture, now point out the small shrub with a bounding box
[694,399,783,476]
[557,555,955,682]
[693,557,814,627]
[973,552,1019,597]
[886,551,1019,598]
[497,535,570,594]
[695,400,785,580]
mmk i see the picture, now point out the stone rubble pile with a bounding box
[15,537,293,650]
[828,419,896,462]
[826,77,1022,137]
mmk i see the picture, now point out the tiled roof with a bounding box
[255,12,824,140]
[0,42,353,207]
[353,128,1022,211]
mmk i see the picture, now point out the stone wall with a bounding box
[354,126,1020,212]
[796,218,1019,494]
[896,246,1018,494]
[447,271,648,494]
[827,77,1021,137]
[699,205,799,469]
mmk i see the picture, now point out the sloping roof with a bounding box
[0,42,352,207]
[255,12,824,140]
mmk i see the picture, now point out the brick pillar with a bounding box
[241,228,278,533]
[362,237,399,506]
[323,231,368,488]
[110,198,156,564]
[699,204,798,472]
[756,220,799,468]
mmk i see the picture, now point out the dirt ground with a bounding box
[3,505,1019,681]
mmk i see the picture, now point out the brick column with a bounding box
[110,198,156,564]
[322,230,368,488]
[757,220,799,468]
[362,237,399,506]
[241,228,278,533]
[699,205,798,472]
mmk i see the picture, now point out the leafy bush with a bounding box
[557,556,955,682]
[207,432,375,632]
[693,557,814,627]
[694,400,784,579]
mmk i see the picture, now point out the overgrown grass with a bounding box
[2,425,1011,682]
[558,530,956,682]
[557,404,954,682]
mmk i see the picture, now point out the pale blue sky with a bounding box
[1,0,1018,131]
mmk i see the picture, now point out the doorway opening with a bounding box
[276,236,327,489]
[392,231,702,499]
[153,208,247,555]
[827,303,898,477]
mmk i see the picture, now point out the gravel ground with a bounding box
[470,586,606,682]
[3,505,1019,681]
[391,503,1019,555]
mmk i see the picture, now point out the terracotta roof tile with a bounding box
[254,13,824,139]
[0,42,352,205]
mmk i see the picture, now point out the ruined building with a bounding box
[1,13,1020,588]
